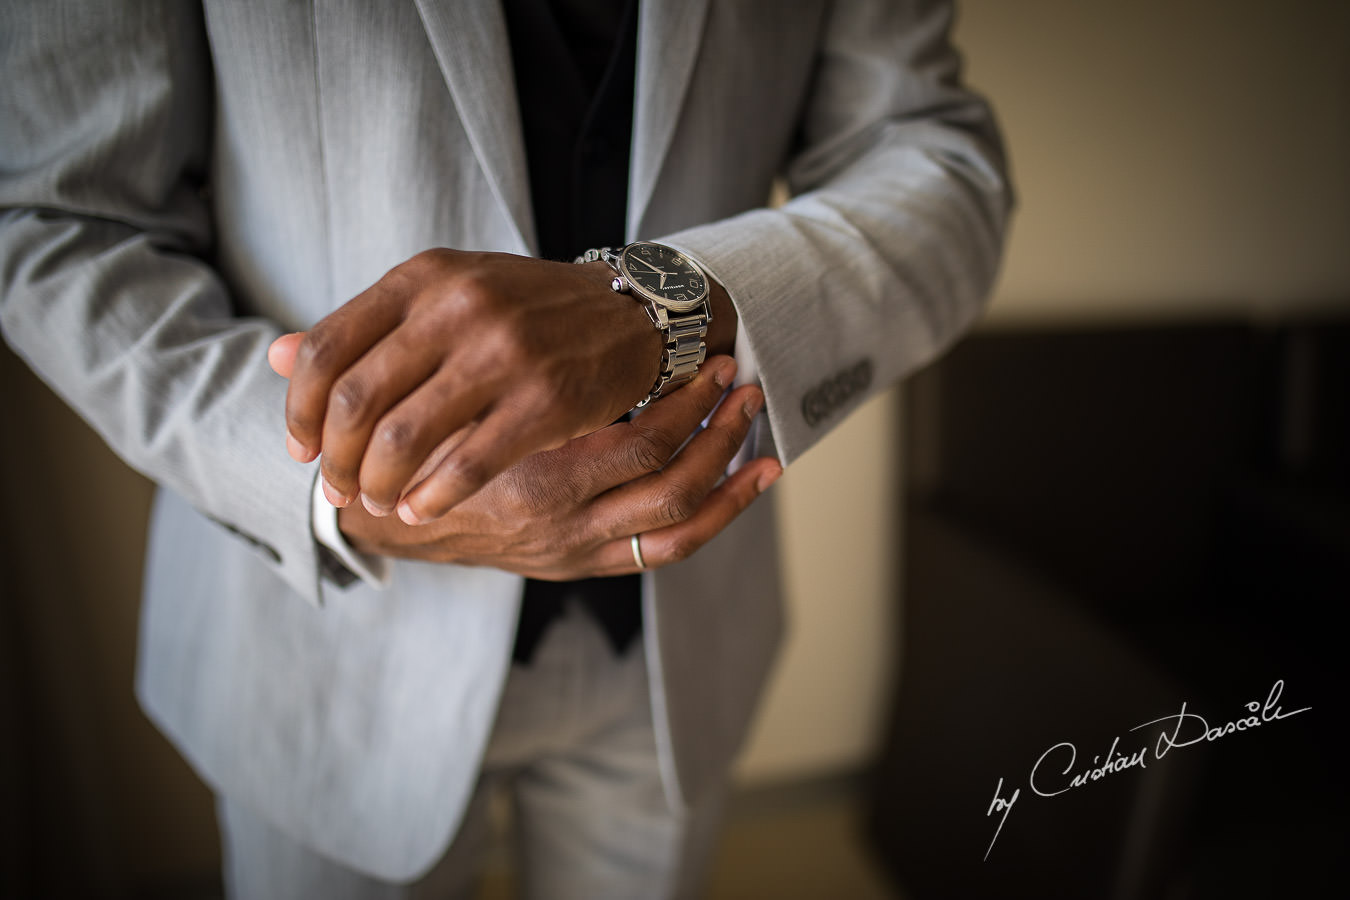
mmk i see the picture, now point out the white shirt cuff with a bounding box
[311,474,391,589]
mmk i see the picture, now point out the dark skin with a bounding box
[339,359,775,577]
[265,253,772,577]
[275,250,739,525]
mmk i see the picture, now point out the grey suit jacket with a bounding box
[0,0,1009,881]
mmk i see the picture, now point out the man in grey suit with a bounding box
[0,0,1009,896]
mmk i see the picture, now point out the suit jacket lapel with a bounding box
[413,0,538,255]
[628,0,711,240]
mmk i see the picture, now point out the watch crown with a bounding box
[611,276,625,293]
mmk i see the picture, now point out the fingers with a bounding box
[392,354,742,524]
[318,343,478,509]
[594,455,782,575]
[527,385,780,578]
[271,332,323,464]
[558,355,739,499]
[267,332,304,378]
[553,377,779,576]
[392,396,559,524]
[338,373,780,578]
[594,380,763,533]
[283,279,408,465]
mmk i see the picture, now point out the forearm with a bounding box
[0,209,323,599]
[660,0,1011,467]
[0,2,327,602]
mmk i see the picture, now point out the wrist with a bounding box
[576,243,730,408]
[577,259,665,409]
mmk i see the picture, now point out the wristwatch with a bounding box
[575,241,712,408]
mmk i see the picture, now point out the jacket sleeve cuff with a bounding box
[660,242,779,468]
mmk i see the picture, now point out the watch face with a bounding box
[618,242,709,312]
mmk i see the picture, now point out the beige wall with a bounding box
[965,0,1350,325]
[736,389,902,784]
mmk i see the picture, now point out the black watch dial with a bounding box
[618,242,708,312]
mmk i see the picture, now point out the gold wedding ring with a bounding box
[631,534,647,570]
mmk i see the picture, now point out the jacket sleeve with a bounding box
[661,0,1012,466]
[0,3,329,604]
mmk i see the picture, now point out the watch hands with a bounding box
[628,257,668,276]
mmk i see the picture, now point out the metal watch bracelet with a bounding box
[641,307,709,407]
[575,245,710,409]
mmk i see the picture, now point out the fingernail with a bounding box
[756,465,782,493]
[321,477,350,508]
[743,391,764,420]
[712,357,738,389]
[287,432,316,463]
[361,493,391,517]
[396,501,422,526]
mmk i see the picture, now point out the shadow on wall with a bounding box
[1,343,223,899]
[865,321,1349,900]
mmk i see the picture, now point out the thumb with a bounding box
[267,332,305,378]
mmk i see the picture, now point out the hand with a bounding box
[275,249,664,523]
[329,357,782,578]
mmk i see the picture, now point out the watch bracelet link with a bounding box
[574,244,711,409]
[639,308,708,407]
